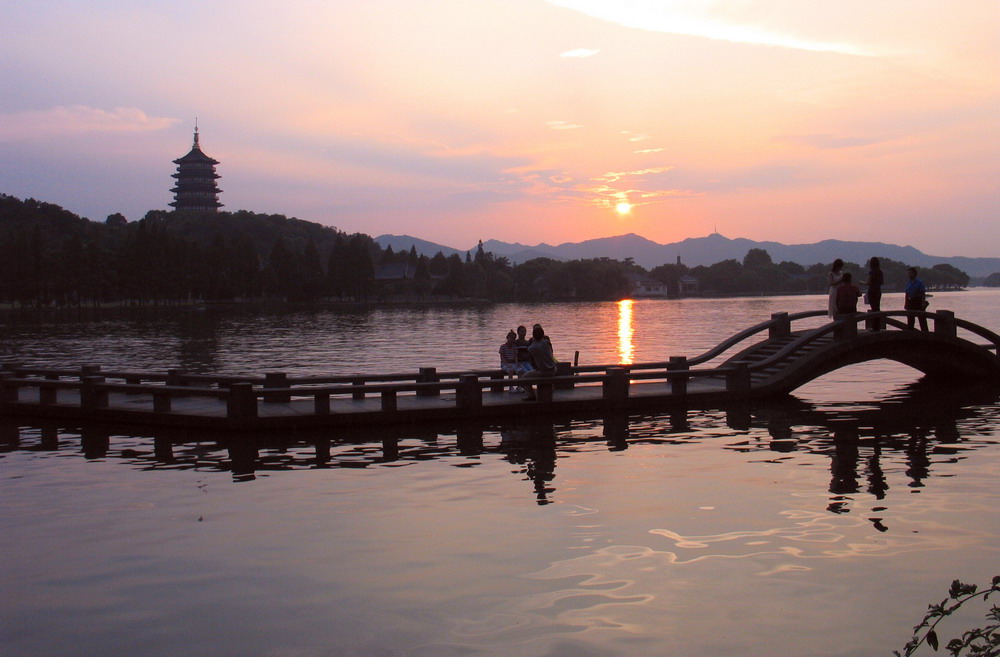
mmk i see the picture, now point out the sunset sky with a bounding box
[2,0,998,256]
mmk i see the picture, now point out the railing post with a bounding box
[726,362,751,394]
[0,372,18,403]
[381,389,398,412]
[264,372,290,403]
[227,382,258,419]
[603,367,629,403]
[554,361,574,389]
[934,310,957,338]
[39,380,57,405]
[536,381,554,403]
[457,374,482,411]
[769,312,790,339]
[167,369,184,386]
[314,392,331,415]
[351,377,365,400]
[125,375,141,395]
[81,365,101,379]
[81,376,108,410]
[834,317,858,341]
[489,371,505,393]
[667,356,688,395]
[417,367,440,397]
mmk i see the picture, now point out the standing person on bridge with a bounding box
[904,267,929,331]
[827,259,845,318]
[862,257,884,312]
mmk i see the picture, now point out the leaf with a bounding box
[950,580,978,599]
[928,629,939,651]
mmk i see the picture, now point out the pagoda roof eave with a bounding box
[173,148,220,165]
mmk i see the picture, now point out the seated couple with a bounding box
[518,325,557,401]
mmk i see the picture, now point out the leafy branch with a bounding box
[895,576,1000,656]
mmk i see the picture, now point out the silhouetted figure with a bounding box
[499,330,519,391]
[827,259,845,318]
[519,325,557,401]
[514,325,532,373]
[527,323,555,366]
[862,257,883,312]
[835,272,863,317]
[904,267,929,331]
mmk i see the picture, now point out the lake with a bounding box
[2,290,1000,656]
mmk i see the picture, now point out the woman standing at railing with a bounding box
[827,259,845,318]
[862,257,884,312]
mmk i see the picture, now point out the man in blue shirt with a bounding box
[904,267,928,331]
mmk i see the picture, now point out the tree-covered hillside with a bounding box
[0,194,973,307]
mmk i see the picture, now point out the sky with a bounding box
[2,0,998,257]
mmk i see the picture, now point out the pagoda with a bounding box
[169,124,223,211]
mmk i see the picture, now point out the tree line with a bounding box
[0,194,975,307]
[650,247,971,297]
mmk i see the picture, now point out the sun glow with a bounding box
[615,201,632,215]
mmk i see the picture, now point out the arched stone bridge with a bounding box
[711,309,1000,396]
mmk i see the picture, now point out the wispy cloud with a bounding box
[560,48,601,57]
[621,130,652,142]
[547,120,585,130]
[545,0,876,55]
[0,106,178,141]
[596,166,675,183]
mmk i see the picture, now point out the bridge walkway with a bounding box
[3,308,999,432]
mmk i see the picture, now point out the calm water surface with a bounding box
[3,291,1000,656]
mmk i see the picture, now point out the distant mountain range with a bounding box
[375,232,1000,278]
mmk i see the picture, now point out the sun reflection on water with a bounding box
[617,299,634,365]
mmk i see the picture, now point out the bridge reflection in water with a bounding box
[3,377,998,514]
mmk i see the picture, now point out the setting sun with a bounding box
[615,202,632,215]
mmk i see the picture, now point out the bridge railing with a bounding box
[3,307,998,424]
[848,310,1000,352]
[685,310,829,366]
[730,309,1000,382]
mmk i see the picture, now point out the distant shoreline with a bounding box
[0,287,975,314]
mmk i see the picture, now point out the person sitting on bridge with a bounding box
[834,272,863,317]
[527,323,554,365]
[519,325,557,401]
[904,267,929,331]
[499,330,520,392]
[514,325,533,373]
